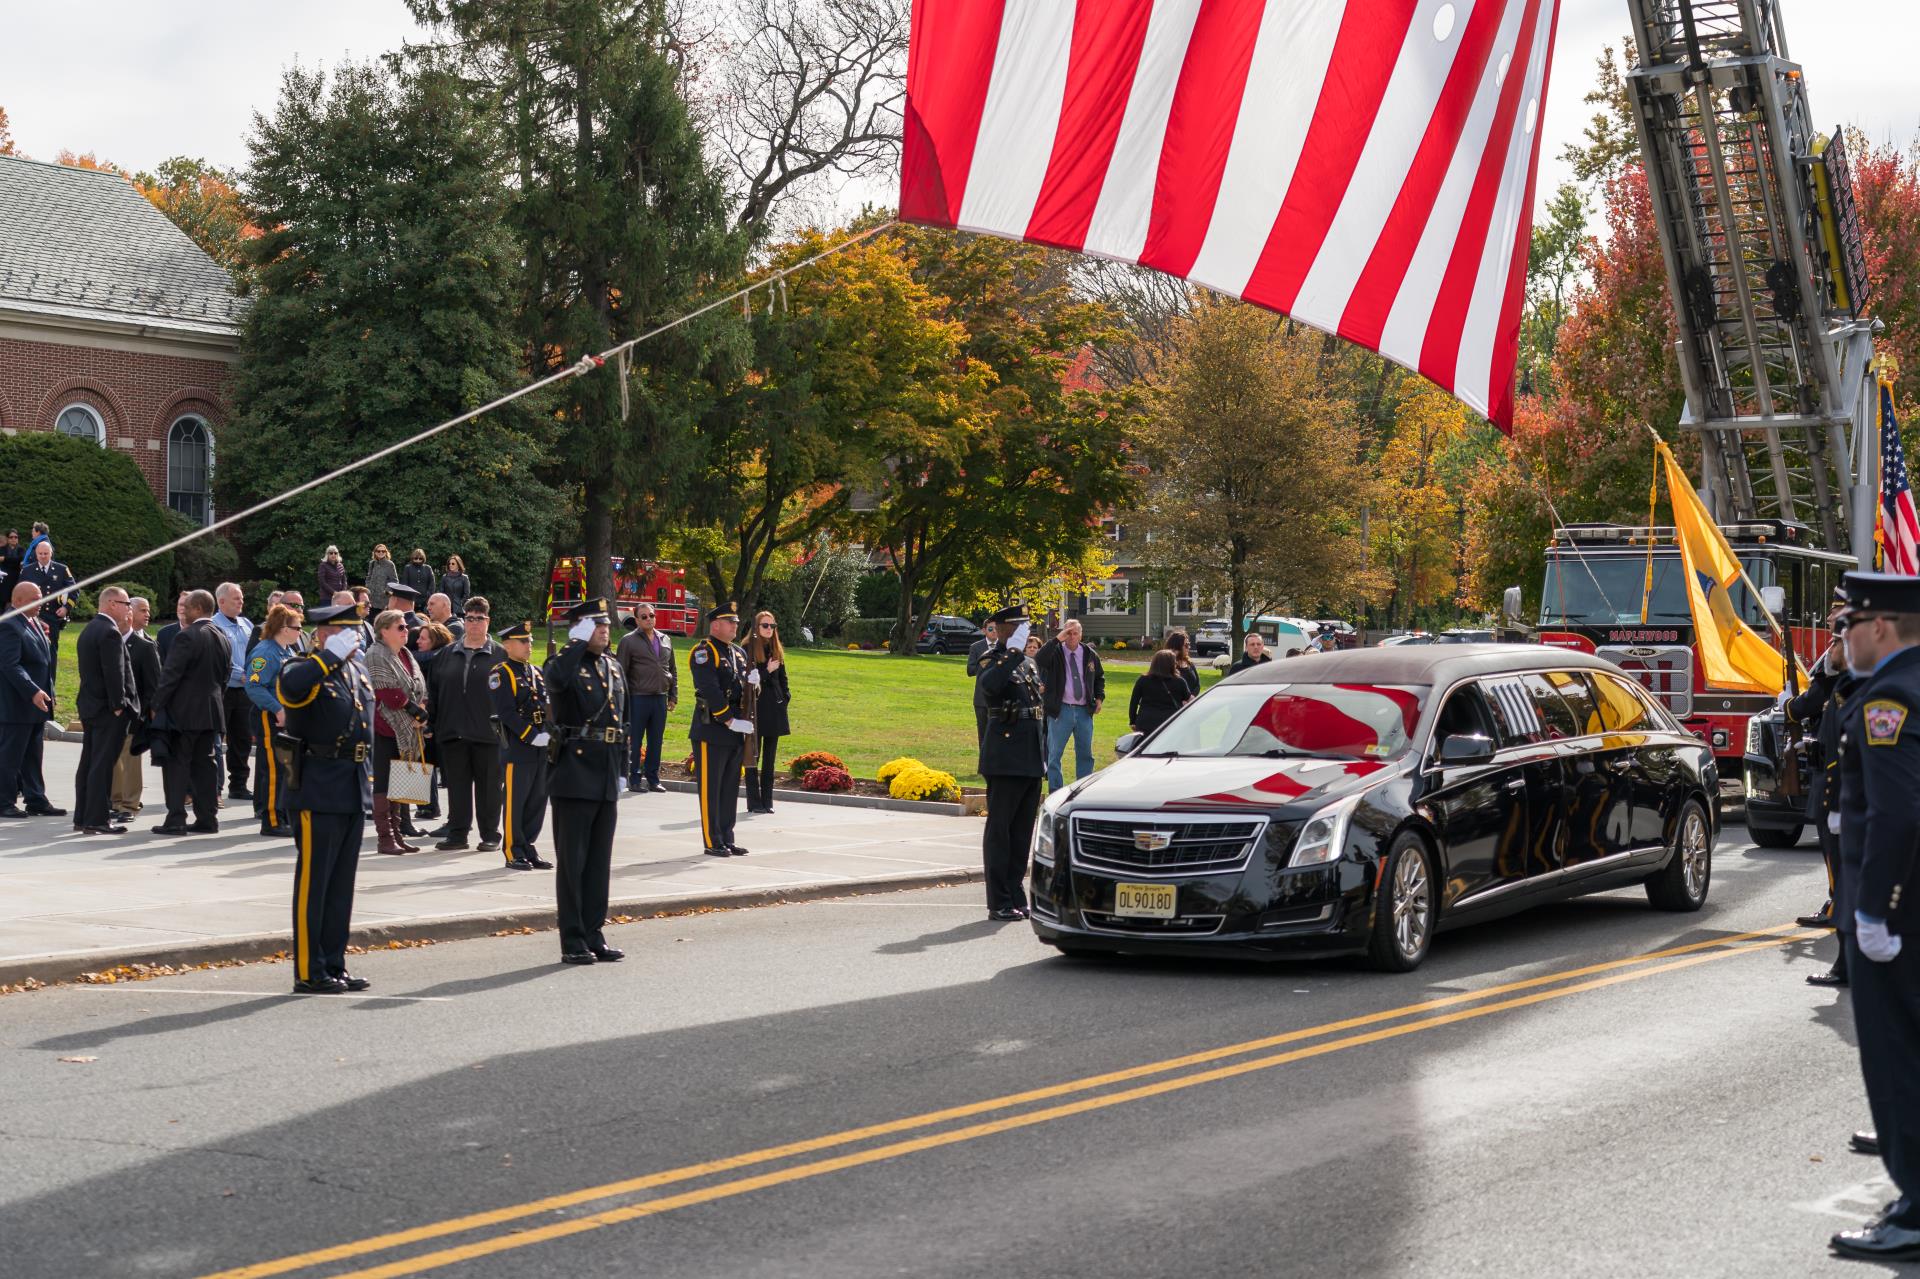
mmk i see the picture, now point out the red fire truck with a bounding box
[544,557,700,636]
[1534,520,1848,771]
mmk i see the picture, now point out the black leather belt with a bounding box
[306,740,369,761]
[1001,707,1044,721]
[563,726,624,744]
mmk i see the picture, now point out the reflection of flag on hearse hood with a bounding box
[1655,440,1785,695]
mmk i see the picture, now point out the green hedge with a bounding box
[841,617,897,648]
[0,434,174,592]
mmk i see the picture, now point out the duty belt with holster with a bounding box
[550,723,623,764]
[273,732,368,790]
[997,706,1045,722]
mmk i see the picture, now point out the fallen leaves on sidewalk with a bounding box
[57,1055,97,1064]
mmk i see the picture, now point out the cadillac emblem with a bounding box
[1134,830,1173,852]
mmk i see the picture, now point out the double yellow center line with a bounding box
[203,924,1815,1279]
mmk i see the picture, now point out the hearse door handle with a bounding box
[1504,778,1527,792]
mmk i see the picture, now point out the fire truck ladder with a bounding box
[1625,0,1878,561]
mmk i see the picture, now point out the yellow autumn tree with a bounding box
[1371,383,1490,627]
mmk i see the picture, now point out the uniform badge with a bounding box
[693,646,709,664]
[488,671,502,690]
[1864,699,1908,747]
[249,655,268,672]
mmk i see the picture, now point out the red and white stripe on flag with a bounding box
[900,0,1562,431]
[1880,382,1920,574]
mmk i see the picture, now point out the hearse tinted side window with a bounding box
[1434,683,1496,745]
[1545,670,1600,735]
[1590,672,1655,732]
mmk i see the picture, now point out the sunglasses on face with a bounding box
[1834,613,1892,634]
[758,622,775,630]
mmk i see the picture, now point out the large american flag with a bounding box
[900,0,1563,430]
[1880,382,1920,574]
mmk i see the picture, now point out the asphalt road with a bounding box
[0,826,1908,1278]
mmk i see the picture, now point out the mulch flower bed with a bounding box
[658,758,980,800]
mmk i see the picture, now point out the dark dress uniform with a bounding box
[1784,656,1855,979]
[977,605,1046,919]
[275,604,375,995]
[690,607,751,855]
[1830,573,1920,1261]
[489,622,553,871]
[545,599,626,962]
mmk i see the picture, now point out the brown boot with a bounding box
[374,796,406,855]
[391,800,421,851]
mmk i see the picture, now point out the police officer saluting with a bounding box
[1828,570,1920,1262]
[275,602,375,995]
[690,603,753,858]
[546,598,626,965]
[490,620,553,872]
[977,604,1045,921]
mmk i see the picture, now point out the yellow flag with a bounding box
[1656,440,1785,694]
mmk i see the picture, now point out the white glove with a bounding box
[532,732,550,747]
[1007,622,1031,651]
[614,776,627,792]
[747,669,761,687]
[1774,689,1791,708]
[324,629,361,660]
[1828,812,1841,834]
[1856,914,1903,963]
[728,718,754,733]
[568,618,596,642]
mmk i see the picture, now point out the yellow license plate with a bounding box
[1113,882,1176,919]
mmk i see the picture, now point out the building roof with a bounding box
[0,154,245,340]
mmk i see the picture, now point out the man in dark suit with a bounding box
[73,587,138,834]
[967,620,998,747]
[114,596,161,821]
[151,589,228,835]
[0,581,64,819]
[156,591,190,664]
[17,540,76,694]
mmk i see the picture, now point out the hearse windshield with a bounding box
[1539,552,1773,628]
[1141,683,1430,761]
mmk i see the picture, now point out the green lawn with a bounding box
[45,633,1214,789]
[653,648,1220,788]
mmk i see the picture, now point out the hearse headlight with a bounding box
[1291,794,1361,867]
[1032,814,1055,863]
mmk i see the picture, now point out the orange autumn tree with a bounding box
[0,106,16,156]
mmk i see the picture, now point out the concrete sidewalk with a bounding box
[1,738,983,984]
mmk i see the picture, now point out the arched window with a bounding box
[55,403,105,445]
[168,416,214,526]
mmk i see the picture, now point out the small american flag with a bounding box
[1879,382,1920,574]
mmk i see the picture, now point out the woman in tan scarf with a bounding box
[365,609,428,855]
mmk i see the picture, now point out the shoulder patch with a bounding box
[249,654,268,671]
[1865,699,1908,746]
[488,670,502,690]
[693,646,709,664]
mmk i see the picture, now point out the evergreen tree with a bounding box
[221,62,562,615]
[406,0,747,602]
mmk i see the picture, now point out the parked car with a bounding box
[1027,646,1717,970]
[1380,631,1435,646]
[1311,619,1360,650]
[1192,619,1233,658]
[917,615,983,654]
[1438,628,1498,644]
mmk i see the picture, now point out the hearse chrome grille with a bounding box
[1070,813,1266,878]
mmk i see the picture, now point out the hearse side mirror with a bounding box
[1502,586,1524,624]
[1761,584,1786,615]
[1437,733,1495,765]
[1115,731,1143,756]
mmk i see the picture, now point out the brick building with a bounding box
[0,154,245,525]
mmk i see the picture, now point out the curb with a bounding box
[1,866,985,989]
[653,778,976,818]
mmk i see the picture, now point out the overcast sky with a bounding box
[4,0,1918,222]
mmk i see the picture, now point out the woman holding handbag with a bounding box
[743,609,791,814]
[365,609,429,855]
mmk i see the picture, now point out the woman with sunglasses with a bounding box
[743,610,791,813]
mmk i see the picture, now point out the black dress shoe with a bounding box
[0,807,27,818]
[1830,1220,1920,1261]
[27,805,66,817]
[293,977,346,994]
[435,837,469,851]
[261,823,293,837]
[648,782,667,793]
[1852,1131,1881,1156]
[428,824,451,839]
[188,821,220,833]
[109,810,134,822]
[1807,969,1849,987]
[476,838,502,853]
[333,974,371,992]
[589,945,625,962]
[503,856,535,871]
[526,855,553,869]
[230,787,253,801]
[704,846,731,857]
[151,824,190,836]
[560,951,597,965]
[988,908,1024,921]
[80,824,128,835]
[729,844,750,856]
[1797,910,1836,929]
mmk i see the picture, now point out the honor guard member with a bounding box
[977,604,1045,921]
[690,603,752,857]
[545,597,626,965]
[1828,570,1920,1263]
[275,602,376,995]
[490,620,553,872]
[1784,592,1855,986]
